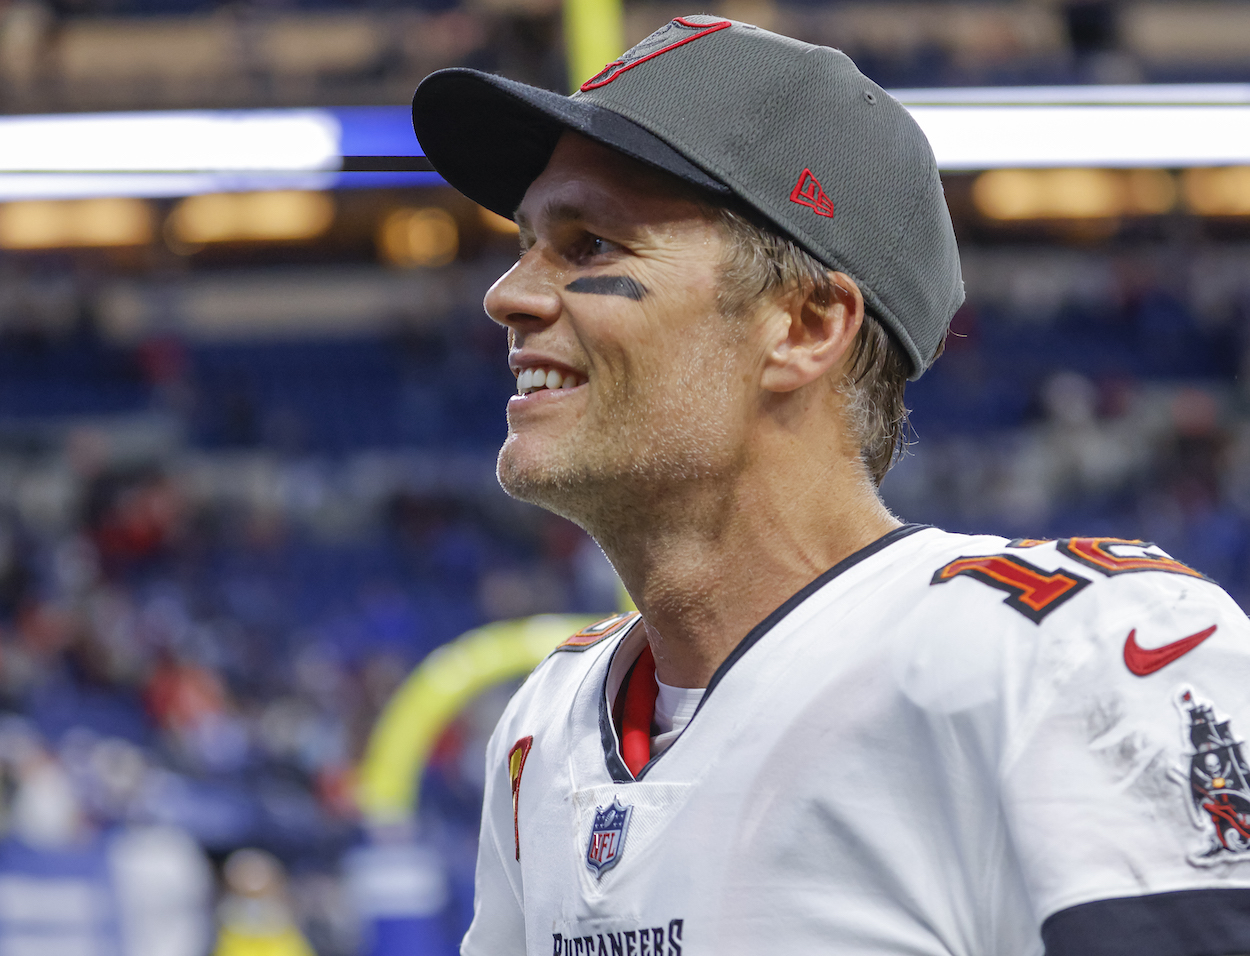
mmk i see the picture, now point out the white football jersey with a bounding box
[464,525,1250,956]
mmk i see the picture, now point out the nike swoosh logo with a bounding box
[1123,624,1218,676]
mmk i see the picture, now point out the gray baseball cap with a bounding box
[412,16,963,379]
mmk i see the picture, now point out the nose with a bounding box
[484,250,563,332]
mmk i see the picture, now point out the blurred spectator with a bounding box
[111,825,213,956]
[344,841,450,956]
[215,848,315,956]
[0,720,212,956]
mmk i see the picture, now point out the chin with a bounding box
[496,447,539,502]
[497,441,571,507]
[495,440,610,529]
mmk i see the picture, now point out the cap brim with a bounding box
[412,69,730,219]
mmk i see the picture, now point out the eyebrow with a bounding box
[515,201,594,234]
[516,200,608,253]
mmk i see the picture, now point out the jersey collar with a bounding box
[596,523,934,783]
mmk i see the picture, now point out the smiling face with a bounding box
[485,133,762,529]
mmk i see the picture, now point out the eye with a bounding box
[579,234,619,260]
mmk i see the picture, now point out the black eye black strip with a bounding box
[564,276,648,301]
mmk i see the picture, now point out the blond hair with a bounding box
[710,206,928,485]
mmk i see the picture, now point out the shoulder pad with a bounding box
[554,612,640,652]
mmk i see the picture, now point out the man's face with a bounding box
[484,133,759,526]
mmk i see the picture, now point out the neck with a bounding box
[590,439,900,689]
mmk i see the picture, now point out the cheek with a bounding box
[624,287,722,364]
[571,314,650,384]
[648,331,749,424]
[647,271,718,319]
[573,270,734,393]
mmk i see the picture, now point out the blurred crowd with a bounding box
[0,221,1249,951]
[2,0,1248,116]
[0,279,620,951]
[885,244,1250,605]
[0,454,616,951]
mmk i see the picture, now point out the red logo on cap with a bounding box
[790,168,835,218]
[580,17,731,91]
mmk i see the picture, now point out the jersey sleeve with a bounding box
[996,566,1250,956]
[460,724,526,956]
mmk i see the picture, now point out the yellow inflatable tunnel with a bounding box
[356,613,600,826]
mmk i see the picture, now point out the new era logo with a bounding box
[790,168,834,218]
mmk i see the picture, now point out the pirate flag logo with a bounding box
[1170,686,1250,865]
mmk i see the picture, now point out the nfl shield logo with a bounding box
[586,797,633,876]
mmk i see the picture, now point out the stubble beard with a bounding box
[496,338,746,543]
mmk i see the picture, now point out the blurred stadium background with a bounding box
[0,0,1248,952]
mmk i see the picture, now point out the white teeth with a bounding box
[515,366,586,395]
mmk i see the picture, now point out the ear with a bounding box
[759,272,864,394]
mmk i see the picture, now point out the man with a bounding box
[412,16,1250,956]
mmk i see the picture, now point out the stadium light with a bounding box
[971,168,1180,220]
[0,107,436,201]
[1183,167,1250,215]
[894,83,1250,171]
[0,86,1249,200]
[0,197,153,248]
[908,104,1250,170]
[167,191,336,245]
[377,207,460,268]
[892,83,1250,105]
[0,109,339,173]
